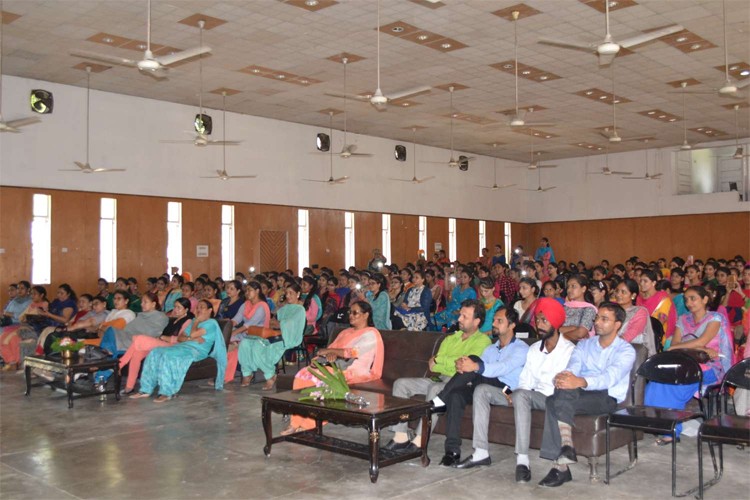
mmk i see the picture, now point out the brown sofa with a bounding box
[277,329,647,481]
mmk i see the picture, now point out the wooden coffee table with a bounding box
[262,390,432,483]
[24,354,121,409]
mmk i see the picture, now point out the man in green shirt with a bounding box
[384,299,491,455]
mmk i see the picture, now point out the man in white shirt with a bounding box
[511,298,575,483]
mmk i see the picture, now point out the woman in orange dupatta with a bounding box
[282,301,385,435]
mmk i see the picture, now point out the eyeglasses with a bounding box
[348,310,363,316]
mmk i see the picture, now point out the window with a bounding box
[298,209,309,276]
[344,212,355,269]
[504,222,512,263]
[448,218,457,262]
[675,145,748,200]
[31,193,51,284]
[418,216,427,256]
[381,214,391,262]
[221,205,235,280]
[166,202,182,274]
[478,220,486,258]
[99,198,117,282]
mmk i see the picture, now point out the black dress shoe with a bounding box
[384,440,416,451]
[538,467,572,487]
[515,464,531,483]
[454,455,491,469]
[556,445,578,465]
[439,451,461,467]
[430,401,447,415]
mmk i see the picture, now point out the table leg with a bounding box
[262,401,272,457]
[113,364,121,401]
[66,369,74,409]
[420,410,432,467]
[369,420,380,483]
[316,418,323,436]
[24,363,32,396]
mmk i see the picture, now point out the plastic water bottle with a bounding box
[95,374,107,401]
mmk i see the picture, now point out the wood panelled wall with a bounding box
[0,187,508,304]
[520,212,750,265]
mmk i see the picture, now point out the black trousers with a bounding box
[439,369,508,454]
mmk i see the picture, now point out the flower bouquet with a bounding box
[51,337,85,359]
[299,360,368,406]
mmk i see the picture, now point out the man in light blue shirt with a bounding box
[538,302,636,488]
[432,306,529,468]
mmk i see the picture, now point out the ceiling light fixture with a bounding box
[599,95,607,99]
[669,118,676,122]
[585,90,594,95]
[300,79,309,84]
[441,43,452,49]
[102,37,113,43]
[658,114,666,118]
[252,69,261,73]
[539,75,548,80]
[137,43,147,50]
[522,70,531,75]
[503,63,513,69]
[729,65,739,70]
[402,102,410,107]
[690,44,701,50]
[305,0,319,6]
[392,26,404,33]
[647,111,656,115]
[676,36,687,42]
[417,34,429,41]
[741,70,750,76]
[276,74,285,79]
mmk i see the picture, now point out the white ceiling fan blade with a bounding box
[5,117,41,128]
[519,188,541,192]
[205,140,242,146]
[389,178,413,182]
[415,176,435,184]
[156,46,212,67]
[347,152,374,157]
[620,136,654,143]
[611,170,633,175]
[140,67,169,80]
[92,168,126,172]
[227,175,257,179]
[537,164,558,168]
[325,92,371,102]
[541,186,557,192]
[524,121,556,127]
[333,176,349,184]
[538,38,595,52]
[421,160,448,165]
[73,161,89,170]
[58,168,84,171]
[199,175,220,178]
[160,139,196,144]
[618,25,684,49]
[622,176,644,180]
[649,173,663,179]
[303,178,329,183]
[386,85,431,101]
[70,50,138,67]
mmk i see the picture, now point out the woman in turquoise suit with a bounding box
[131,299,227,403]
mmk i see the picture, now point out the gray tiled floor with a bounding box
[1,371,748,500]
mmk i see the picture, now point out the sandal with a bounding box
[262,375,277,391]
[655,437,680,446]
[240,375,254,387]
[154,395,174,403]
[280,425,305,436]
[129,392,150,399]
[204,379,215,388]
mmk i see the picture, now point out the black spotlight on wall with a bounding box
[316,132,330,152]
[194,113,212,135]
[30,89,53,114]
[394,144,407,162]
[458,155,469,171]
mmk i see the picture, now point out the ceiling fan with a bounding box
[390,128,434,184]
[200,93,256,181]
[680,1,748,99]
[507,11,554,129]
[720,104,750,160]
[70,0,211,79]
[325,59,373,158]
[624,144,663,180]
[303,113,349,185]
[675,82,697,151]
[475,144,516,190]
[160,22,241,147]
[591,144,632,175]
[518,136,557,170]
[0,11,40,132]
[538,0,683,66]
[59,66,125,174]
[600,66,652,144]
[520,167,556,192]
[422,86,475,168]
[331,1,430,111]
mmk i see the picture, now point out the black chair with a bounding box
[650,316,665,353]
[277,324,310,374]
[605,350,705,497]
[697,358,750,499]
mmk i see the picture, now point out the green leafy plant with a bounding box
[50,337,85,353]
[299,360,350,401]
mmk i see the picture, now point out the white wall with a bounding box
[0,76,527,222]
[2,75,747,223]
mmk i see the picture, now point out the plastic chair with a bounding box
[697,358,750,499]
[605,350,705,497]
